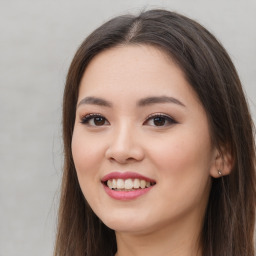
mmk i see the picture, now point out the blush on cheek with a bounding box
[152,137,209,176]
[72,136,93,163]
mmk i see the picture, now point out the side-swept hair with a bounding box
[54,9,256,256]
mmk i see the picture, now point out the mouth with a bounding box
[103,178,156,191]
[101,172,156,196]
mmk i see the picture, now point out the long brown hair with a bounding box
[54,9,256,256]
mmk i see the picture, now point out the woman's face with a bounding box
[72,45,218,234]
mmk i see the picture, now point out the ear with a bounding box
[210,147,233,178]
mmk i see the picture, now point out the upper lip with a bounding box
[101,172,156,183]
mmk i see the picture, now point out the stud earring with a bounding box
[218,170,222,176]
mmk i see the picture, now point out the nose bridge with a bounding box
[115,120,132,144]
[105,119,144,163]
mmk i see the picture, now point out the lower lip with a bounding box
[103,185,153,200]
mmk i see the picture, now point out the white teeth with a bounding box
[106,178,154,190]
[124,179,133,189]
[140,180,146,189]
[107,180,113,189]
[134,178,140,188]
[117,179,125,189]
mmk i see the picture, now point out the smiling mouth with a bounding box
[103,178,156,191]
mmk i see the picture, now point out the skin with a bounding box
[72,45,224,256]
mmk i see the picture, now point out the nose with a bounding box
[105,124,145,164]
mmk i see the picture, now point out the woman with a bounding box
[54,9,256,256]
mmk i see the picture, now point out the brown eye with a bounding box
[144,114,177,127]
[152,116,166,126]
[81,114,110,126]
[93,116,106,126]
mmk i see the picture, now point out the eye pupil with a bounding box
[94,117,105,126]
[153,117,166,126]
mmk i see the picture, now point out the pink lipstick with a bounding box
[101,172,156,200]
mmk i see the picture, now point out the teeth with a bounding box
[106,178,154,190]
[107,180,113,189]
[140,180,146,189]
[134,178,140,188]
[117,179,125,189]
[124,179,133,189]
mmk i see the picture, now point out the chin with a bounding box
[105,221,150,234]
[99,212,151,233]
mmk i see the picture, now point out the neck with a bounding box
[115,215,203,256]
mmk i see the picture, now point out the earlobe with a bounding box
[210,148,233,178]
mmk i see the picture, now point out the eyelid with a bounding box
[80,113,101,121]
[80,113,110,126]
[79,112,177,126]
[143,113,177,126]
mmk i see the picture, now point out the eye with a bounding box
[144,113,177,127]
[80,114,110,126]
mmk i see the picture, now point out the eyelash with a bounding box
[80,113,110,126]
[143,113,177,127]
[80,113,177,127]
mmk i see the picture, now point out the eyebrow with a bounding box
[77,95,185,108]
[137,96,186,107]
[77,96,112,108]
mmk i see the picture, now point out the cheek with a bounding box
[148,137,212,219]
[71,129,104,183]
[71,129,107,212]
[148,129,213,197]
[150,126,213,171]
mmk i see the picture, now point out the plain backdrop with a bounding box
[0,0,255,255]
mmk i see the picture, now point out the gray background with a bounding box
[0,0,255,255]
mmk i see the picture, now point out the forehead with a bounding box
[78,45,200,108]
[81,45,178,87]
